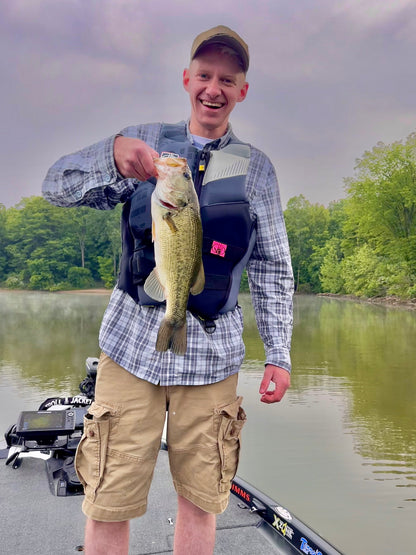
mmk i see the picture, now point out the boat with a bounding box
[1,357,343,554]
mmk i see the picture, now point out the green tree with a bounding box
[79,207,122,281]
[328,199,348,240]
[6,197,77,283]
[0,204,7,281]
[67,266,95,289]
[26,258,55,290]
[100,205,122,281]
[67,208,90,268]
[343,132,416,297]
[284,195,329,292]
[97,256,115,288]
[320,237,345,293]
[341,245,386,297]
[4,196,122,290]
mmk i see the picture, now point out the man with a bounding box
[42,25,293,555]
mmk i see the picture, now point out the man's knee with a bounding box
[85,519,130,555]
[177,495,216,520]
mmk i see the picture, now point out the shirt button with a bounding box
[88,429,95,438]
[104,173,112,183]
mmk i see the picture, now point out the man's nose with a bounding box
[205,78,221,97]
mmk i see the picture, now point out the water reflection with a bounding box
[240,293,416,498]
[2,290,415,484]
[0,291,109,392]
[291,296,415,490]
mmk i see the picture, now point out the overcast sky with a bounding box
[1,0,415,209]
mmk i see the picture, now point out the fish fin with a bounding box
[163,213,178,233]
[190,263,205,296]
[156,320,187,355]
[144,269,166,301]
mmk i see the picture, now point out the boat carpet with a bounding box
[0,448,288,554]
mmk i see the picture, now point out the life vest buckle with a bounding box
[193,314,217,334]
[203,319,217,334]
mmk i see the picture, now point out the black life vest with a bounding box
[117,123,256,320]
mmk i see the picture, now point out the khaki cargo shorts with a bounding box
[75,353,246,522]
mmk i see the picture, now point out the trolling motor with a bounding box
[3,357,99,496]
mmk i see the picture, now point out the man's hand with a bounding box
[114,136,159,181]
[259,364,290,404]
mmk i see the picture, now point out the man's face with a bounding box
[183,46,249,139]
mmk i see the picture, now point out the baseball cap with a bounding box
[190,25,249,73]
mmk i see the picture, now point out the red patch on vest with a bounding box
[210,241,227,257]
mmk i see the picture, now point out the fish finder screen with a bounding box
[16,410,75,436]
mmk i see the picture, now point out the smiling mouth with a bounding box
[200,100,223,109]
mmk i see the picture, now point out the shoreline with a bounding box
[55,288,111,295]
[317,292,416,311]
[1,288,415,310]
[0,288,111,295]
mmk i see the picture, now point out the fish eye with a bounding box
[183,171,191,180]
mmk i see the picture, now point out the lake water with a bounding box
[0,291,415,554]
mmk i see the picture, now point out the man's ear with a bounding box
[237,81,249,103]
[183,68,190,91]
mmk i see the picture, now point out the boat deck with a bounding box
[0,447,294,554]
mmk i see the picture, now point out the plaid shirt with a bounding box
[43,122,293,386]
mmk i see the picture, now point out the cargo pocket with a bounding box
[75,402,118,502]
[215,396,247,493]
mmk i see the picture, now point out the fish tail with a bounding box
[156,319,187,355]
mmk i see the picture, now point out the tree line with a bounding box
[0,198,122,290]
[1,132,415,299]
[285,132,416,299]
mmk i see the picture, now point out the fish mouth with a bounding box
[200,99,224,109]
[159,199,178,210]
[154,186,181,210]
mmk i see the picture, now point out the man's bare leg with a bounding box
[173,495,216,555]
[84,519,129,555]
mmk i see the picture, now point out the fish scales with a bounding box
[144,156,205,355]
[156,205,202,320]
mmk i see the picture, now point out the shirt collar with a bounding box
[185,120,235,149]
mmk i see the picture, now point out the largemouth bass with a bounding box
[144,155,205,355]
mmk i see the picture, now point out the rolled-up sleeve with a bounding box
[42,131,146,209]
